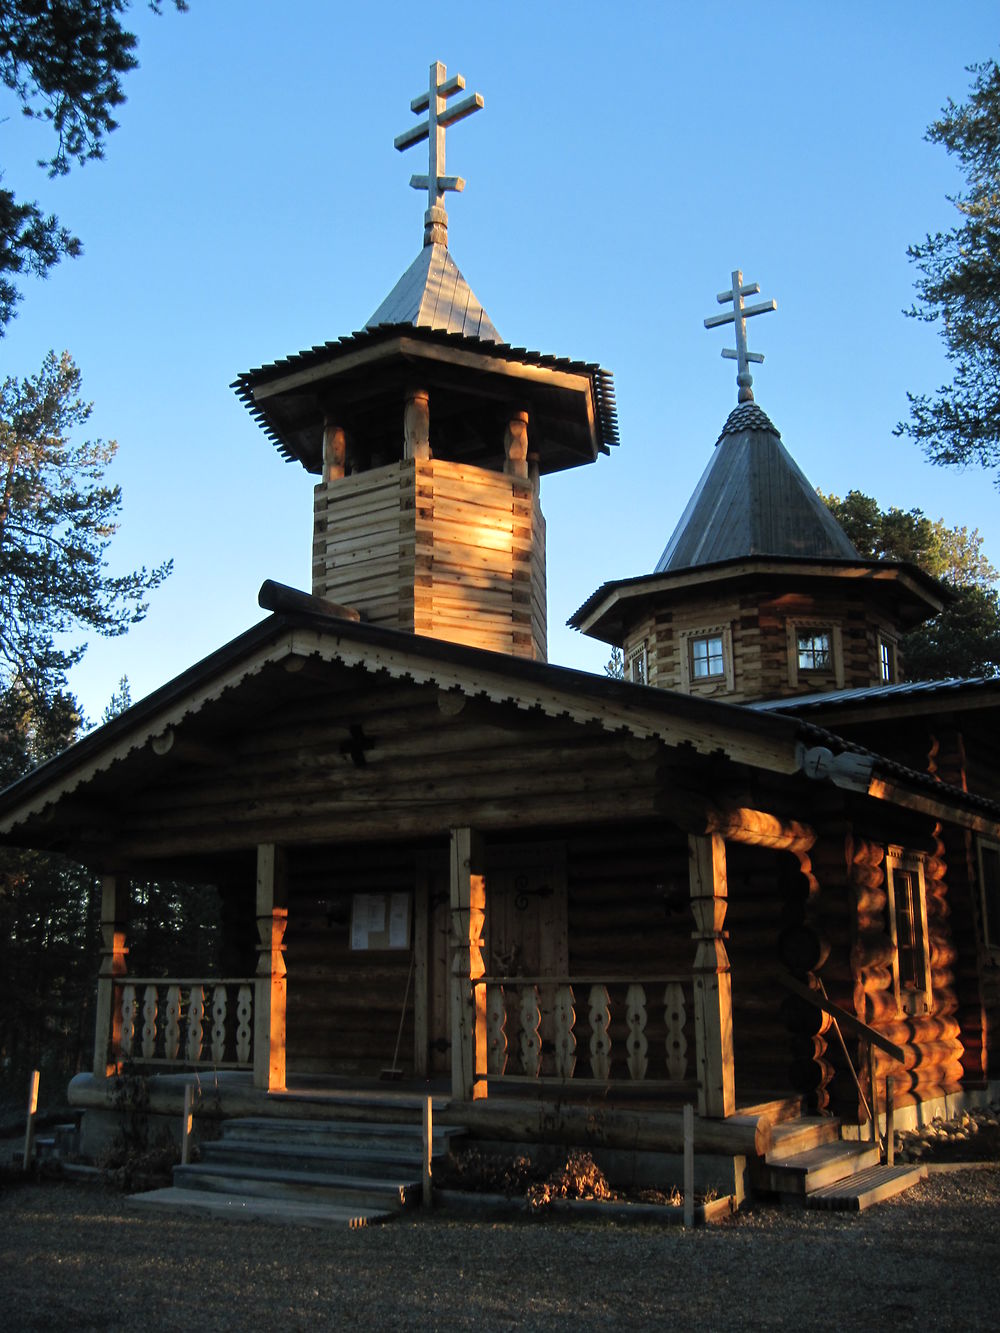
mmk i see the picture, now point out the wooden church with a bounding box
[2,63,999,1206]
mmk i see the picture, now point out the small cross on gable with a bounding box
[704,270,777,403]
[394,61,485,248]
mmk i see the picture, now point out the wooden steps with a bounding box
[806,1163,928,1212]
[131,1115,465,1228]
[754,1115,927,1212]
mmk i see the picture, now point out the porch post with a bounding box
[93,874,128,1078]
[254,843,288,1092]
[449,827,487,1101]
[689,833,736,1117]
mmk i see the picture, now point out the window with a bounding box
[690,634,725,680]
[786,621,844,689]
[678,623,734,693]
[627,642,648,685]
[879,636,898,684]
[885,850,932,1015]
[797,629,831,672]
[977,839,1000,951]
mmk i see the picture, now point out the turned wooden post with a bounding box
[404,388,431,461]
[322,420,347,481]
[93,874,128,1078]
[503,411,530,480]
[449,826,488,1101]
[689,833,736,1118]
[254,844,289,1092]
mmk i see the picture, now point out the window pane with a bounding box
[691,635,724,679]
[880,640,893,683]
[797,630,831,671]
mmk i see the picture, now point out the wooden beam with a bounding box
[449,827,487,1101]
[254,844,288,1092]
[93,874,128,1078]
[688,834,736,1118]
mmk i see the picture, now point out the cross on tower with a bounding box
[394,61,485,248]
[704,270,777,403]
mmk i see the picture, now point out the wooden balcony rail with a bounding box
[112,978,256,1069]
[476,975,694,1087]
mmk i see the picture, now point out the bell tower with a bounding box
[235,62,618,661]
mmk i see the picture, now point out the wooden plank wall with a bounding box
[284,843,430,1075]
[312,459,546,661]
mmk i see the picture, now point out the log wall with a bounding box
[623,587,902,703]
[313,458,546,660]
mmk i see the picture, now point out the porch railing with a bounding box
[112,978,256,1069]
[477,975,695,1088]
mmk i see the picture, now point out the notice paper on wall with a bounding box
[350,891,411,950]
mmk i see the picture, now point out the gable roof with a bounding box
[2,584,998,864]
[365,243,501,343]
[655,402,861,572]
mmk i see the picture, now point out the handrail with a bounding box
[779,971,901,1163]
[778,972,905,1062]
[476,974,691,987]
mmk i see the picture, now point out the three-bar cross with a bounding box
[704,271,776,403]
[394,61,485,247]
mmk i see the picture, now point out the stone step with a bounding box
[759,1141,882,1197]
[201,1137,442,1177]
[172,1161,420,1212]
[806,1164,928,1212]
[219,1116,463,1152]
[767,1116,842,1159]
[131,1186,392,1228]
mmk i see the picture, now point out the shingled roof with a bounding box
[655,402,860,572]
[365,243,501,342]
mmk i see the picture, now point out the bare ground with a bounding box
[1,1170,998,1331]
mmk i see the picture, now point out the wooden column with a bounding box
[93,875,128,1078]
[322,420,347,481]
[503,411,529,480]
[449,827,487,1101]
[413,861,430,1078]
[404,389,431,460]
[254,844,288,1092]
[689,833,736,1117]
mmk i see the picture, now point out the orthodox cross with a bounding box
[704,270,776,403]
[394,60,485,247]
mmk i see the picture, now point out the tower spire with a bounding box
[394,60,485,248]
[704,269,776,403]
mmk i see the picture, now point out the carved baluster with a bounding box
[519,985,542,1078]
[211,986,228,1064]
[664,982,689,1080]
[119,983,136,1059]
[553,984,577,1080]
[625,983,649,1081]
[588,984,612,1081]
[142,985,158,1059]
[186,985,205,1064]
[487,983,508,1075]
[164,985,181,1061]
[236,985,253,1065]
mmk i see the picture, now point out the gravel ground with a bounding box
[1,1171,999,1331]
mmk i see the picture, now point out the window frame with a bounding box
[678,623,734,693]
[976,837,1000,955]
[878,634,899,685]
[786,619,845,689]
[885,848,932,1017]
[626,640,648,686]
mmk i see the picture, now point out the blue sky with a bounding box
[3,1,998,720]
